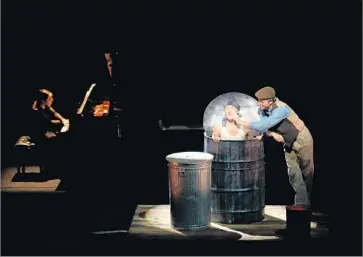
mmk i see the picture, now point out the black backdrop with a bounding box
[2,0,361,227]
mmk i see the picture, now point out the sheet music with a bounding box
[77,83,96,115]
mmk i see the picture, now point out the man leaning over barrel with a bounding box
[232,85,314,208]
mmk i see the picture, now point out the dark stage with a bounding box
[1,0,362,255]
[1,166,330,255]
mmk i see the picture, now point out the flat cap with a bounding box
[255,86,276,100]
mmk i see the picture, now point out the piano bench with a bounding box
[14,137,43,174]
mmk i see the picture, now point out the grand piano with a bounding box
[58,51,136,233]
[61,52,121,184]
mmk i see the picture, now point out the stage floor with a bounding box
[1,166,329,241]
[126,204,328,241]
[1,166,61,192]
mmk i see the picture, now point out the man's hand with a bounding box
[232,112,240,122]
[231,113,252,128]
[271,132,284,143]
[232,113,243,125]
[254,135,263,140]
[234,117,251,129]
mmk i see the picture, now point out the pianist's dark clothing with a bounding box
[30,106,67,178]
[31,106,59,139]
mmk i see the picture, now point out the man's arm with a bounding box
[235,106,290,133]
[265,130,274,137]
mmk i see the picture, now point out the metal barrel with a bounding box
[203,133,266,224]
[166,152,214,231]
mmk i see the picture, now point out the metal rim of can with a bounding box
[167,161,213,169]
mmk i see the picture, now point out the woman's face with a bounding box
[45,94,54,107]
[224,105,238,121]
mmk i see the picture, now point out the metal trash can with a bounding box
[203,133,266,224]
[166,151,214,231]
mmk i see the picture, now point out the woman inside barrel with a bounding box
[212,97,256,141]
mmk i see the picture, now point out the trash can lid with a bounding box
[166,152,214,164]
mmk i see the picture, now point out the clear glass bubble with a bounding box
[203,92,261,136]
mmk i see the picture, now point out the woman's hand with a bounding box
[45,131,57,138]
[212,134,221,142]
[60,118,70,133]
[32,101,38,111]
[61,118,69,126]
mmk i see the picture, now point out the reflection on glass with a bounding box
[203,92,260,139]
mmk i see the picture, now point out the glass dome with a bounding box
[203,92,261,135]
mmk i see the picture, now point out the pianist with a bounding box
[32,89,70,135]
[31,89,70,178]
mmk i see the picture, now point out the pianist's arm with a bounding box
[48,106,68,124]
